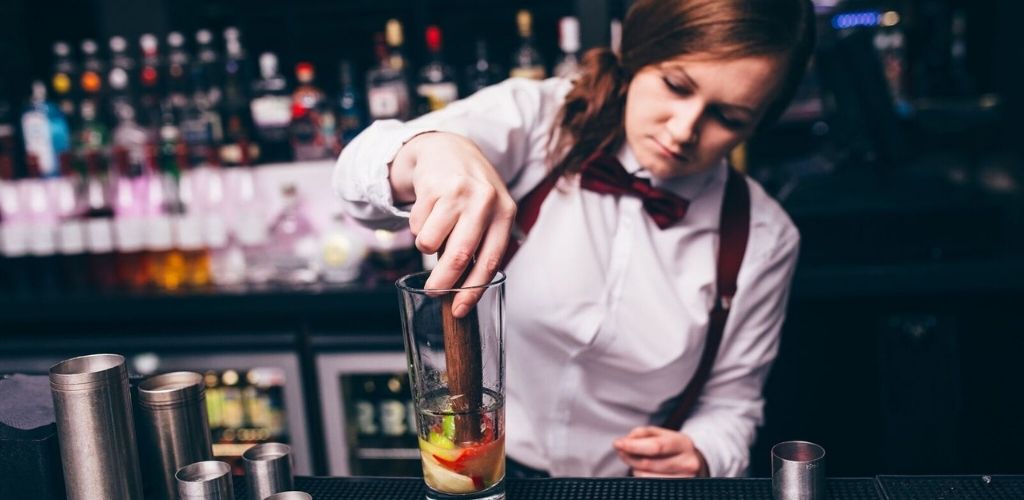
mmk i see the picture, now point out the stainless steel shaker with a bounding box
[49,353,144,500]
[265,492,312,500]
[176,460,234,500]
[136,371,214,500]
[243,442,294,500]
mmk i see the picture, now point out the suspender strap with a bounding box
[500,164,752,430]
[661,166,750,430]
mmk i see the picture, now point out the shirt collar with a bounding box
[616,143,726,201]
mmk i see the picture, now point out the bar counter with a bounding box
[239,475,1024,500]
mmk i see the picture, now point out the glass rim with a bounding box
[395,270,506,294]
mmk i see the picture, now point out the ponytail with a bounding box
[549,48,629,175]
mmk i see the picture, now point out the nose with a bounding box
[664,102,703,146]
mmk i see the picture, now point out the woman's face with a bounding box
[624,54,788,179]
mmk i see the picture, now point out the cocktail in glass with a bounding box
[397,271,505,500]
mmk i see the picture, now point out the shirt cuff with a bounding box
[373,126,443,218]
[681,413,729,478]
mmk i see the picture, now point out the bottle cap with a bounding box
[517,10,533,37]
[140,34,159,53]
[80,39,98,55]
[259,52,279,78]
[53,41,70,57]
[167,31,185,48]
[109,36,127,53]
[196,29,213,45]
[425,26,442,53]
[385,19,404,47]
[295,62,315,83]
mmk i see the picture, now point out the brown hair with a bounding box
[550,0,817,174]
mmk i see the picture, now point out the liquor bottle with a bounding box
[290,62,336,161]
[172,143,210,288]
[22,155,60,295]
[262,183,319,284]
[352,376,380,449]
[378,374,408,444]
[165,32,191,113]
[385,19,409,76]
[79,39,105,124]
[463,40,502,96]
[220,27,259,165]
[416,26,458,113]
[194,29,223,107]
[75,99,110,154]
[22,81,71,177]
[554,17,581,79]
[142,140,179,290]
[366,33,411,121]
[224,160,270,284]
[196,157,246,287]
[55,152,90,291]
[249,52,292,163]
[319,213,367,284]
[51,41,78,122]
[83,147,118,291]
[107,36,136,122]
[0,79,14,162]
[336,60,366,149]
[181,75,222,167]
[138,34,163,138]
[111,146,149,290]
[510,9,546,80]
[0,157,31,295]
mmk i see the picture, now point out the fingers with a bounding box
[613,428,684,457]
[451,201,515,316]
[414,197,459,256]
[423,194,493,292]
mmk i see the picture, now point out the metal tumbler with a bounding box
[265,492,313,500]
[772,441,826,500]
[176,460,234,500]
[243,442,294,500]
[136,371,214,500]
[49,353,144,500]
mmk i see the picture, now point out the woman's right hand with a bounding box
[391,132,517,318]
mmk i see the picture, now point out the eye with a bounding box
[713,108,748,130]
[660,75,692,96]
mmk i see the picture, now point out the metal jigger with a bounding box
[176,461,234,500]
[243,442,295,500]
[772,441,826,500]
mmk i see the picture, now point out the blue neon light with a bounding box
[832,11,881,30]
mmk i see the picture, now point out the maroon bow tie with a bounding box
[579,153,690,229]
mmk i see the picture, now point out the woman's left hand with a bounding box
[612,426,710,478]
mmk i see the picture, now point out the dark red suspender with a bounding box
[501,164,751,430]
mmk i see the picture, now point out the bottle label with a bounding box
[114,217,146,251]
[57,220,87,255]
[85,218,115,253]
[250,96,292,128]
[355,400,379,436]
[367,87,401,119]
[174,214,204,250]
[378,399,407,436]
[510,66,546,80]
[0,224,29,257]
[26,223,57,256]
[416,82,458,111]
[22,110,56,175]
[204,213,229,248]
[145,214,174,250]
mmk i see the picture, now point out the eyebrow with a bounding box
[662,64,757,117]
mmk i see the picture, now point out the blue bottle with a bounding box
[21,81,71,177]
[337,60,366,149]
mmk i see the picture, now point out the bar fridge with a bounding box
[0,339,313,475]
[315,350,422,477]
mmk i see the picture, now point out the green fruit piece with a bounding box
[442,414,456,440]
[429,431,456,450]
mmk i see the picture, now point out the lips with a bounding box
[650,137,689,163]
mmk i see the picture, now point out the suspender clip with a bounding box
[719,295,733,311]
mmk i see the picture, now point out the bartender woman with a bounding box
[335,0,816,478]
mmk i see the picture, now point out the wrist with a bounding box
[391,132,439,204]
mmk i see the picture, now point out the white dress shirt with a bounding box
[333,77,800,478]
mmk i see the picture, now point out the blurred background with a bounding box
[0,0,1022,479]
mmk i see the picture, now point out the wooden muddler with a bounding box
[441,292,484,443]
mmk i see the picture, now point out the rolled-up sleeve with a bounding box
[681,218,800,477]
[332,77,568,230]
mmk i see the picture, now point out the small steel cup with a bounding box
[772,441,826,500]
[176,461,233,500]
[243,442,294,500]
[265,492,313,500]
